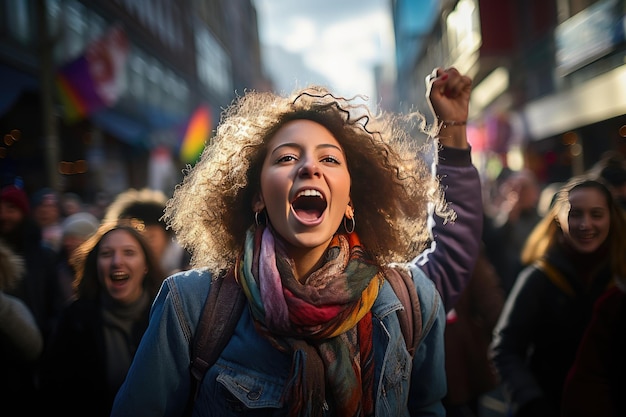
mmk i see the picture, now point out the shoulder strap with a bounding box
[184,268,246,416]
[384,266,422,357]
[534,258,575,297]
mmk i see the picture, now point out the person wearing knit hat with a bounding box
[0,185,30,214]
[62,212,99,242]
[30,187,63,252]
[0,183,59,352]
[0,185,31,236]
[55,212,100,307]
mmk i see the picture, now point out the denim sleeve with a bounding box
[111,270,212,417]
[413,146,483,312]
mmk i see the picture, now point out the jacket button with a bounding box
[247,391,261,401]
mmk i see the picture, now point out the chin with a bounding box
[288,230,332,246]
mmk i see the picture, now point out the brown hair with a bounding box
[70,221,166,301]
[164,86,452,272]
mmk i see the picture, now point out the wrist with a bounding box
[440,120,467,128]
[437,118,469,149]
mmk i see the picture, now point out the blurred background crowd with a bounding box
[1,1,625,416]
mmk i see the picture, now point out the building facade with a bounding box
[0,0,269,205]
[392,0,626,185]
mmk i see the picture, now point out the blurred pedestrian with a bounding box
[589,150,626,210]
[0,184,59,341]
[0,239,44,416]
[39,222,166,417]
[31,187,64,252]
[103,187,190,275]
[483,169,542,295]
[490,175,626,417]
[443,246,505,417]
[60,192,85,217]
[561,282,626,417]
[55,211,100,308]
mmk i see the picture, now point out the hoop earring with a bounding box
[343,215,355,234]
[254,210,267,226]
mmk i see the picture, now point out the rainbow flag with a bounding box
[56,26,128,123]
[56,56,106,122]
[179,105,212,163]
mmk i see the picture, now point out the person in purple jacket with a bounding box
[112,66,482,417]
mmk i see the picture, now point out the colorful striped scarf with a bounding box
[237,225,382,417]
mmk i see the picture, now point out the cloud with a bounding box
[253,0,395,108]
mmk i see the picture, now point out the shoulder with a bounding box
[55,298,100,331]
[382,264,443,332]
[408,265,443,331]
[161,268,213,304]
[65,298,99,316]
[154,268,215,331]
[410,266,439,304]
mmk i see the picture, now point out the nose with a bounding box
[298,157,321,178]
[578,215,589,229]
[111,251,122,266]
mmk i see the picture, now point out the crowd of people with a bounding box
[1,64,625,417]
[0,184,190,416]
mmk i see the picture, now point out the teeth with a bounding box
[111,272,129,281]
[296,189,322,198]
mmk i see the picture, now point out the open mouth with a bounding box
[110,272,130,282]
[291,189,327,221]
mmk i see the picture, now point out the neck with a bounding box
[283,242,330,283]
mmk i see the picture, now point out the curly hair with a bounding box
[164,86,453,273]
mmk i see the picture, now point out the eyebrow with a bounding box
[270,142,344,155]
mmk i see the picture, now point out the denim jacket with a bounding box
[111,265,445,417]
[111,146,482,416]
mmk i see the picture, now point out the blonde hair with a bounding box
[164,86,452,273]
[103,188,168,224]
[521,175,626,281]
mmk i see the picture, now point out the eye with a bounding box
[320,154,341,164]
[591,210,606,219]
[569,210,583,219]
[275,154,298,164]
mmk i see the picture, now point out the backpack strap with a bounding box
[534,258,575,297]
[184,268,246,416]
[384,266,422,357]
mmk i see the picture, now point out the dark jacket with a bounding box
[417,146,483,312]
[39,297,150,417]
[444,247,504,407]
[561,285,626,417]
[490,243,613,417]
[3,218,60,340]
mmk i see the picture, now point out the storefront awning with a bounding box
[523,65,626,140]
[91,109,149,147]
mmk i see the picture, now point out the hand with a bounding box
[425,67,472,123]
[425,67,472,148]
